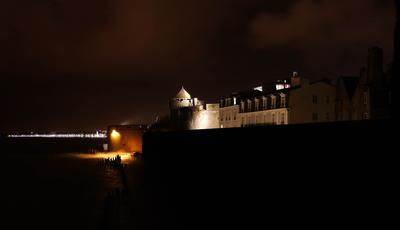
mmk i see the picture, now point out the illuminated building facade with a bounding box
[169,87,220,130]
[107,124,147,153]
[220,73,336,127]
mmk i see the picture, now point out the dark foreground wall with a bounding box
[144,120,394,229]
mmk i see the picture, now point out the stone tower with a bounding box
[169,87,194,109]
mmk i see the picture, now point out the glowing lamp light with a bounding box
[111,129,121,139]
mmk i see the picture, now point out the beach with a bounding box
[0,137,144,230]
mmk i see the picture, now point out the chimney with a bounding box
[291,71,301,87]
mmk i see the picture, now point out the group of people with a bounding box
[98,155,127,170]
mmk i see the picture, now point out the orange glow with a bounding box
[111,129,121,140]
[73,152,134,162]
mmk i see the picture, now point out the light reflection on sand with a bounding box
[68,152,134,162]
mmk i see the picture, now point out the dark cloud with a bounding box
[0,0,395,131]
[248,0,395,75]
[0,0,238,77]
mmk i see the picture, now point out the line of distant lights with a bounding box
[8,132,107,138]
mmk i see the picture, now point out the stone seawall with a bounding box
[143,120,393,229]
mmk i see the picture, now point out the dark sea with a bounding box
[0,137,144,230]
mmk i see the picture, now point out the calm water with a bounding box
[0,137,144,230]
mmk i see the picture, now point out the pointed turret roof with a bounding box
[175,86,191,99]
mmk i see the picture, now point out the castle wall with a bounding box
[144,120,392,229]
[189,105,220,130]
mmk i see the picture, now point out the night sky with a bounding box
[0,0,395,132]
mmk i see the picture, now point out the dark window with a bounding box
[312,112,318,121]
[312,95,318,104]
[363,91,368,105]
[326,96,330,104]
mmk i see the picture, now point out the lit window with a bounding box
[233,97,237,105]
[276,84,284,90]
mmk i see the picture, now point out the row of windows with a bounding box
[220,97,237,107]
[240,113,286,126]
[312,95,330,104]
[240,96,286,113]
[221,113,237,122]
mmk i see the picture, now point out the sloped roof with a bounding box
[341,76,359,100]
[175,86,191,99]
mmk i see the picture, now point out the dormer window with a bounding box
[262,97,267,110]
[247,100,252,112]
[271,95,276,109]
[240,101,245,112]
[254,99,259,111]
[280,94,286,107]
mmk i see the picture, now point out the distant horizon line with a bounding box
[5,132,107,139]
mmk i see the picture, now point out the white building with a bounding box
[220,73,335,127]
